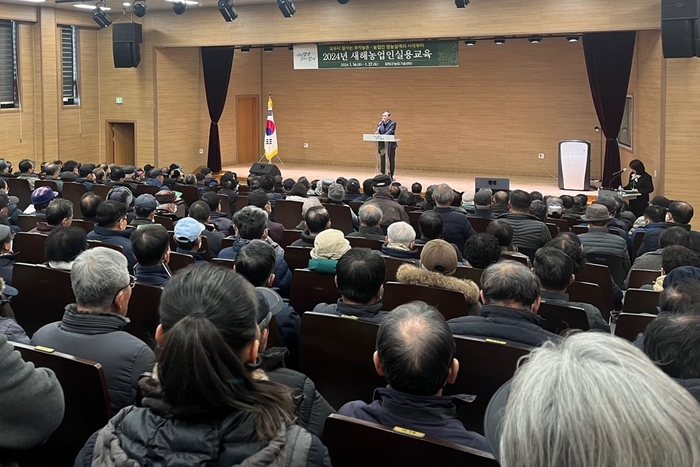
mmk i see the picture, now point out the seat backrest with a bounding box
[221,237,235,249]
[547,217,570,233]
[70,218,95,234]
[174,183,200,207]
[500,252,529,266]
[537,301,590,334]
[444,335,532,434]
[322,414,498,467]
[632,231,646,258]
[61,182,87,212]
[284,245,312,271]
[7,178,32,210]
[13,263,74,335]
[323,204,354,235]
[453,267,483,288]
[35,179,59,192]
[154,215,175,230]
[575,262,615,312]
[614,312,657,342]
[382,282,470,320]
[383,256,413,282]
[299,312,383,409]
[238,185,250,194]
[571,225,588,235]
[280,229,302,249]
[14,232,48,264]
[289,269,340,313]
[275,199,304,229]
[218,194,232,219]
[168,251,195,273]
[628,268,661,289]
[11,343,111,466]
[567,280,609,321]
[123,283,163,346]
[91,183,112,200]
[347,237,384,251]
[211,257,235,268]
[235,195,248,212]
[545,222,559,239]
[198,235,213,261]
[585,252,626,288]
[622,288,661,314]
[16,214,40,232]
[467,217,492,233]
[135,184,159,196]
[407,211,422,235]
[87,240,124,254]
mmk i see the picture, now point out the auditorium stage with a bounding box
[222,163,599,198]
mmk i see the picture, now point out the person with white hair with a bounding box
[485,332,700,466]
[374,221,418,262]
[461,191,475,212]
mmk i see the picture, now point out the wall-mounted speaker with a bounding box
[112,23,142,68]
[662,0,700,58]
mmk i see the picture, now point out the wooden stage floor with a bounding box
[222,163,598,197]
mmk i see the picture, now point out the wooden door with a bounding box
[236,95,260,164]
[106,122,136,166]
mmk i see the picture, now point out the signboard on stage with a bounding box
[293,41,459,70]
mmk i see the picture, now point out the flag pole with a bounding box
[262,92,284,166]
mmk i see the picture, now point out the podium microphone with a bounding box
[609,167,627,185]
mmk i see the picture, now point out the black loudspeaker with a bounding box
[662,0,699,58]
[249,163,282,179]
[475,177,510,193]
[112,23,142,68]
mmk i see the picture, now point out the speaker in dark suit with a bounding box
[377,111,397,178]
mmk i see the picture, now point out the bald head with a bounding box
[481,261,541,311]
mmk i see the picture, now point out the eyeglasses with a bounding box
[126,275,136,288]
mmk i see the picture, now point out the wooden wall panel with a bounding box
[0,3,37,23]
[58,28,100,161]
[39,8,59,162]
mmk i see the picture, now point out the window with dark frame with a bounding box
[61,25,79,106]
[0,20,19,109]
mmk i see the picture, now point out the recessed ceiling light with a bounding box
[163,0,199,4]
[20,0,46,3]
[74,3,112,9]
[123,2,130,5]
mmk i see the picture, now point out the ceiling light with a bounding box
[455,0,469,7]
[74,3,111,9]
[528,36,542,44]
[241,46,251,52]
[132,0,146,16]
[464,39,476,46]
[263,45,274,52]
[566,35,580,42]
[277,0,295,17]
[172,1,186,14]
[20,0,46,3]
[122,2,130,5]
[92,4,113,27]
[218,0,237,21]
[494,37,505,45]
[337,0,350,3]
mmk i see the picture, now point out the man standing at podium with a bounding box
[376,111,397,179]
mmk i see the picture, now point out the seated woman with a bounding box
[486,220,530,265]
[76,265,330,466]
[308,229,351,275]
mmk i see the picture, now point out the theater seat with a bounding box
[537,301,590,334]
[124,283,163,347]
[622,288,661,314]
[289,269,340,313]
[13,263,74,336]
[614,312,656,342]
[14,232,48,264]
[382,282,473,320]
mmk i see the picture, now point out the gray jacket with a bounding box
[578,228,631,273]
[0,318,29,344]
[624,249,663,289]
[498,212,552,251]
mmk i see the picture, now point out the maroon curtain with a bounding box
[201,47,234,172]
[583,32,636,187]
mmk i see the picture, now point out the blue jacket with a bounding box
[87,226,136,272]
[175,248,208,264]
[134,263,171,287]
[0,317,30,344]
[433,207,476,251]
[312,300,387,323]
[339,387,489,452]
[219,238,292,297]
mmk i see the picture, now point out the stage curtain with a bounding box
[201,46,234,172]
[583,31,636,188]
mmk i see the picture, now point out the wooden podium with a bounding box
[363,134,400,174]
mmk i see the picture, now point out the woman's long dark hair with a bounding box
[630,159,646,174]
[157,265,294,442]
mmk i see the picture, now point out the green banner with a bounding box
[316,40,459,69]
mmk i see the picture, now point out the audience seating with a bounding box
[11,343,112,467]
[614,312,656,342]
[62,182,87,211]
[174,183,200,207]
[322,414,498,467]
[91,184,112,200]
[500,252,529,266]
[211,257,235,268]
[35,179,59,192]
[382,282,473,320]
[13,263,74,335]
[323,204,354,235]
[575,262,616,312]
[627,269,661,289]
[7,178,32,210]
[407,211,422,235]
[467,217,492,233]
[545,223,559,239]
[348,201,361,215]
[518,247,537,262]
[220,237,234,249]
[622,288,661,314]
[135,184,159,196]
[347,237,383,251]
[383,256,415,282]
[168,251,195,273]
[87,240,124,254]
[632,231,646,258]
[235,195,248,212]
[273,199,303,230]
[289,269,340,313]
[299,312,383,409]
[154,215,175,230]
[238,185,250,194]
[198,236,213,261]
[567,281,609,321]
[537,301,590,334]
[284,246,312,272]
[571,225,587,235]
[16,214,40,232]
[453,267,483,288]
[70,218,95,234]
[585,252,626,288]
[14,232,47,264]
[444,335,532,435]
[280,229,302,249]
[547,217,570,233]
[218,194,232,219]
[123,283,163,347]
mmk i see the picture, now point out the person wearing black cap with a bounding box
[145,169,166,190]
[76,164,96,190]
[343,178,363,203]
[364,174,408,230]
[129,194,158,229]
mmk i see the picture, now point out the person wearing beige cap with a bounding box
[396,239,480,315]
[308,229,351,274]
[578,202,631,279]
